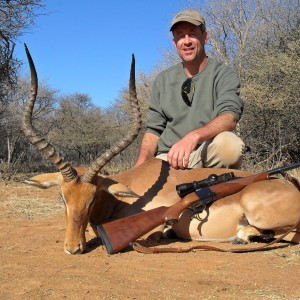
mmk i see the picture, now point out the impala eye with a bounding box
[86,197,96,210]
[59,193,67,206]
[90,197,96,206]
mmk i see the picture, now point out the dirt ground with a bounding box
[0,181,299,300]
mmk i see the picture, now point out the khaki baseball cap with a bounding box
[170,9,205,31]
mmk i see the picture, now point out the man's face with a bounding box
[172,22,208,63]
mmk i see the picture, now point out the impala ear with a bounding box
[23,172,62,189]
[106,182,140,198]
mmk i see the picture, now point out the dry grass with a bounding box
[0,182,62,220]
[289,169,300,181]
[244,289,289,299]
[272,248,300,265]
[2,196,63,220]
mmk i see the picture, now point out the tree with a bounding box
[241,31,300,167]
[0,76,56,174]
[153,0,300,168]
[0,0,44,108]
[48,93,109,166]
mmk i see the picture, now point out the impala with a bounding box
[22,45,300,255]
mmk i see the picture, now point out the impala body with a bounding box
[22,45,300,254]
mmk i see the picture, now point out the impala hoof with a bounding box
[260,230,275,242]
[64,247,84,255]
[232,237,248,245]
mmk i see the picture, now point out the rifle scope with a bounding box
[176,172,235,197]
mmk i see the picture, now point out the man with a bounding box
[135,9,245,170]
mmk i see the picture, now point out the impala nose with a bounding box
[64,245,83,255]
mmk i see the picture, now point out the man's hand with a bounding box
[167,114,237,169]
[167,132,199,169]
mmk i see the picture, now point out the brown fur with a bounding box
[24,158,300,254]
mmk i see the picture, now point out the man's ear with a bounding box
[172,37,177,48]
[204,31,209,43]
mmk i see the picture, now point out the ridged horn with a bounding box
[22,44,78,182]
[82,54,142,183]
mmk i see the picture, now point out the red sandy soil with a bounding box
[0,181,299,299]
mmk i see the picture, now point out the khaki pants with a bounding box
[156,131,245,169]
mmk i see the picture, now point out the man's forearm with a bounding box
[192,113,237,144]
[134,132,159,167]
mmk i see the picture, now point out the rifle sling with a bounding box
[130,217,300,254]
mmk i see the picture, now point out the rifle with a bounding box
[97,162,300,254]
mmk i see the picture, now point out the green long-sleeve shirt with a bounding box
[146,58,244,155]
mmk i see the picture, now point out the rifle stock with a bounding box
[98,206,169,254]
[98,161,300,254]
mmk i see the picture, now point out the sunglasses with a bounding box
[181,78,195,106]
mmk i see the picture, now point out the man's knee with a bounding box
[156,131,245,169]
[208,131,245,168]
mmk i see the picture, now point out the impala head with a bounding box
[22,44,141,254]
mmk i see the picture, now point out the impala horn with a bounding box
[22,44,78,182]
[82,54,142,183]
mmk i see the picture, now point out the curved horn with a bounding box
[22,44,78,182]
[82,54,142,183]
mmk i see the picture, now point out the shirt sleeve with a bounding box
[145,78,166,136]
[212,67,244,122]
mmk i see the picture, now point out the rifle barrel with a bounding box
[268,161,300,176]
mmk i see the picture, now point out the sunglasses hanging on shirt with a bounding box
[181,78,195,106]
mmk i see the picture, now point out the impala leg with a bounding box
[272,229,300,243]
[233,225,265,244]
[87,223,99,238]
[144,224,166,242]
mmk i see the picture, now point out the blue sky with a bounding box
[15,0,190,108]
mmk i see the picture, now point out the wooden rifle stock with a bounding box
[97,162,300,254]
[98,206,170,254]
